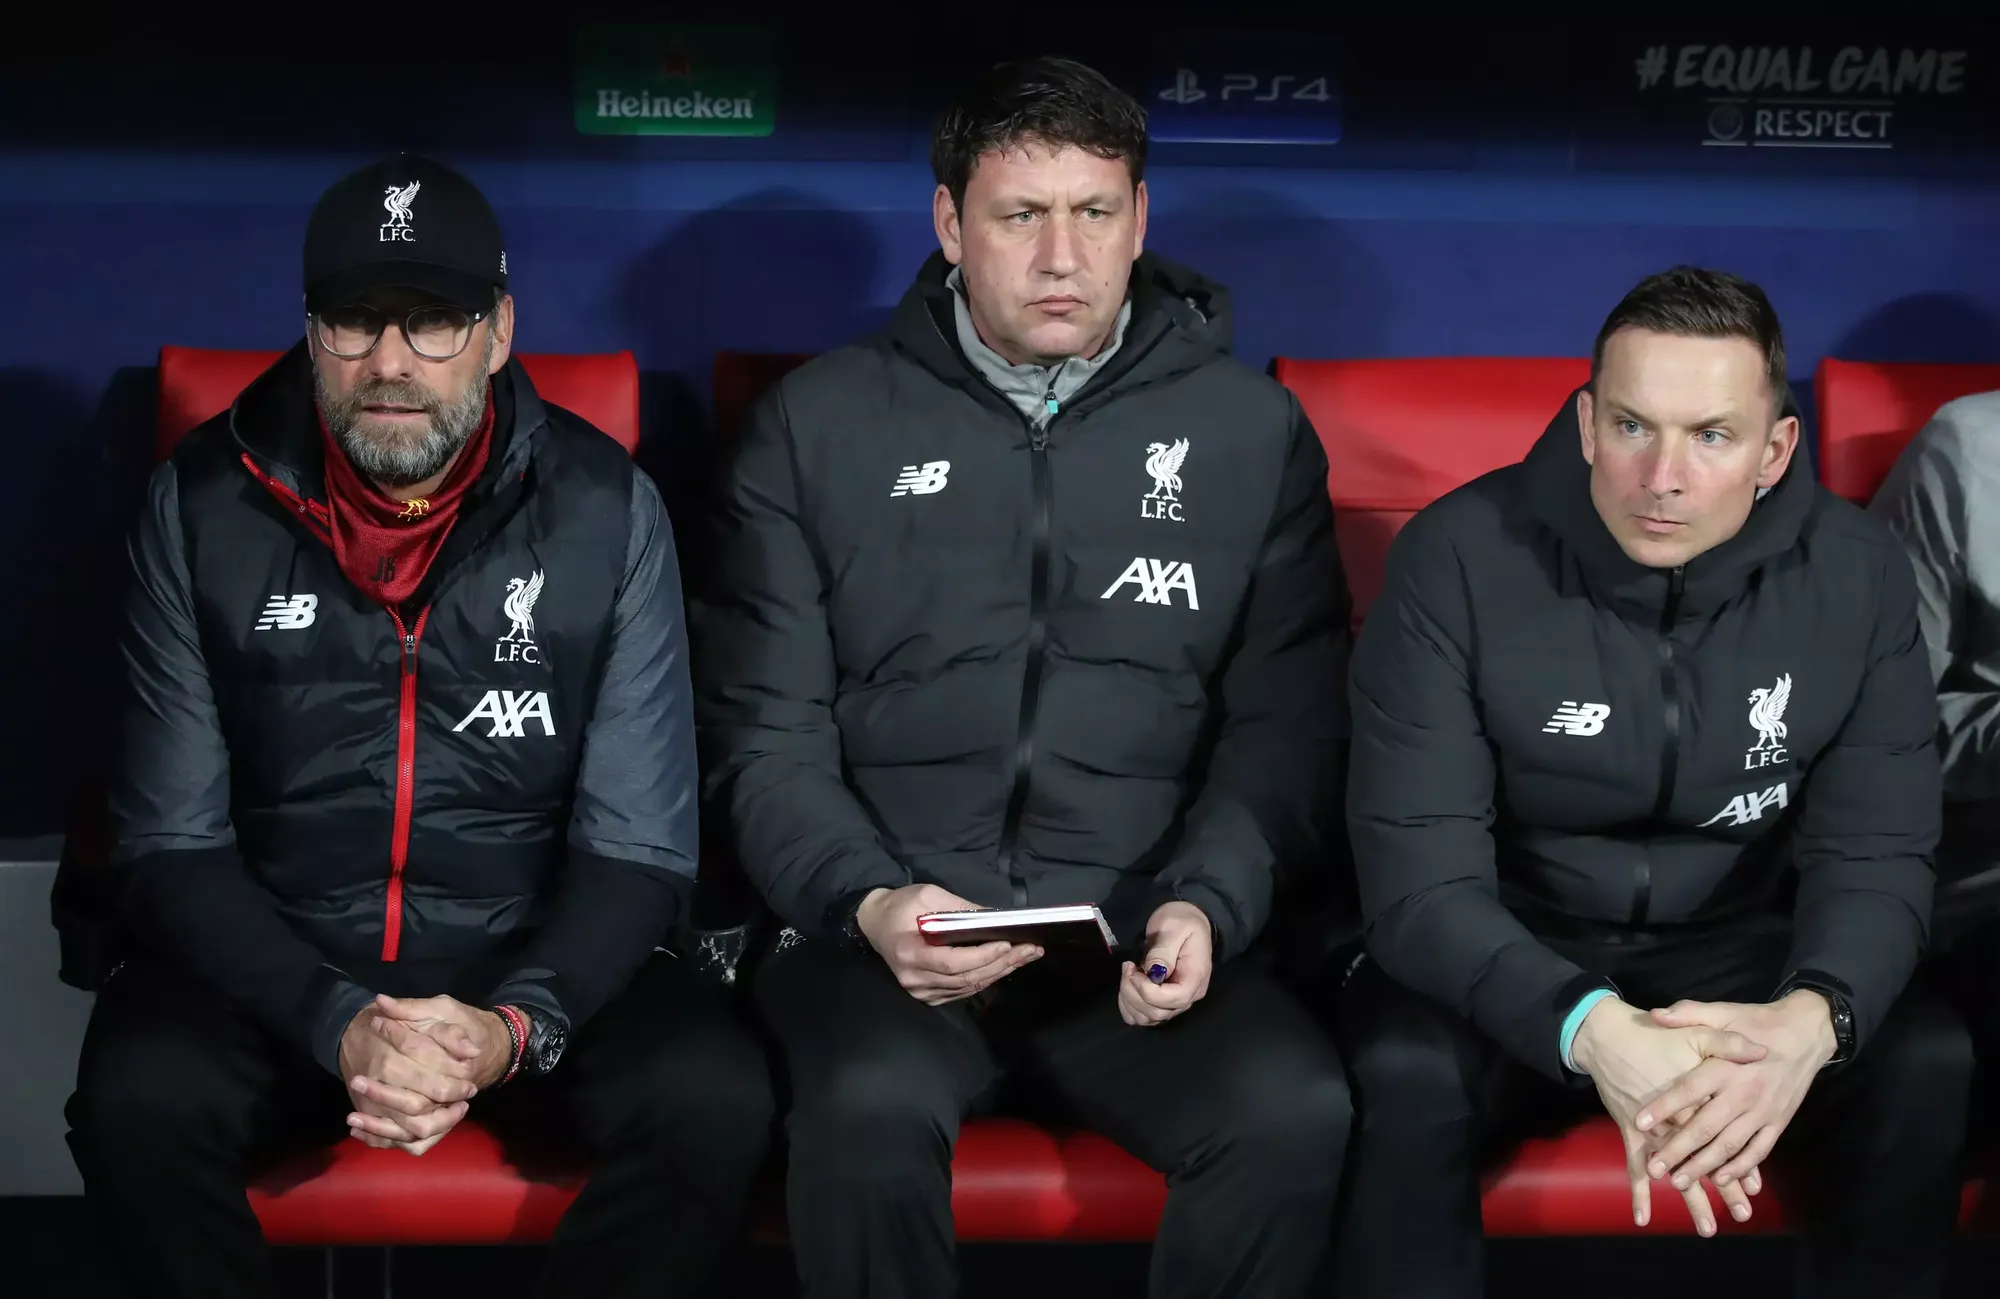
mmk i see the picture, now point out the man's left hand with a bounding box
[1633,992,1840,1192]
[1118,901,1214,1027]
[345,994,518,1151]
[372,993,517,1088]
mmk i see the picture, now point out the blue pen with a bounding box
[1146,963,1169,984]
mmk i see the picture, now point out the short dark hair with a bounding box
[930,56,1148,212]
[1590,266,1790,416]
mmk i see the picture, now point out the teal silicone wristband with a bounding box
[1560,988,1617,1073]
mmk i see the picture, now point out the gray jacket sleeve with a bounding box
[111,462,376,1076]
[484,474,697,1030]
[1871,395,2000,801]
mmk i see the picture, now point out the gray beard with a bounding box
[315,335,493,489]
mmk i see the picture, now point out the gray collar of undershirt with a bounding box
[948,266,1132,428]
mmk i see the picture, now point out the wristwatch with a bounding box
[1774,971,1856,1065]
[497,1004,569,1078]
[825,888,879,951]
[522,1009,568,1076]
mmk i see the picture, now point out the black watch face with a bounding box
[533,1023,567,1074]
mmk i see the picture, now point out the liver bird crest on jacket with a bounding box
[502,570,544,644]
[1144,439,1189,502]
[1748,672,1791,751]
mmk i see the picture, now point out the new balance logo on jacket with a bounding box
[254,594,318,631]
[1542,701,1608,735]
[890,460,950,496]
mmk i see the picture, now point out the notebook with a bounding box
[916,904,1118,956]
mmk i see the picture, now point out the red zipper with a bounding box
[382,606,431,961]
[240,452,436,961]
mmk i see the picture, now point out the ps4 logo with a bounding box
[1157,68,1335,105]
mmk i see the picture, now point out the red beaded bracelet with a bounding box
[494,1004,529,1087]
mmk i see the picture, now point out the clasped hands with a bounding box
[335,993,517,1156]
[1570,990,1839,1236]
[855,883,1213,1025]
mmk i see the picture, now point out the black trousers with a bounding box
[1939,917,2000,1153]
[1335,927,1972,1299]
[755,938,1350,1299]
[66,952,776,1299]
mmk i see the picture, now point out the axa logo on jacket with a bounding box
[1101,557,1200,609]
[454,689,556,738]
[1701,780,1790,828]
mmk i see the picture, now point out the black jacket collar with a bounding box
[224,340,543,504]
[1523,386,1819,620]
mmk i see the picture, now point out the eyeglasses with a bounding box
[310,304,487,361]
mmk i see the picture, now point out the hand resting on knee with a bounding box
[338,992,519,1155]
[1569,995,1772,1237]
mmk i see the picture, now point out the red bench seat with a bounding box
[254,1113,1934,1246]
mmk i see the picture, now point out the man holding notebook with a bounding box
[693,56,1352,1299]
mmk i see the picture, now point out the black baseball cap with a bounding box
[302,153,507,315]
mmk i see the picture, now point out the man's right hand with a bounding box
[1569,996,1771,1237]
[337,1008,481,1155]
[853,883,1042,1006]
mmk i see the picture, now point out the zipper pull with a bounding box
[403,632,416,657]
[1044,387,1060,418]
[1030,427,1049,452]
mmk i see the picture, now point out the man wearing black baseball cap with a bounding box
[64,152,774,1299]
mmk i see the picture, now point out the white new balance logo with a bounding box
[1543,701,1610,736]
[453,690,556,738]
[1100,557,1200,609]
[890,461,950,497]
[254,594,318,631]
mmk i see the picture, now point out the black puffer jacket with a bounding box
[1349,393,1940,1077]
[97,347,698,1072]
[694,252,1350,958]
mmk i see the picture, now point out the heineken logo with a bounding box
[593,89,759,122]
[574,24,776,138]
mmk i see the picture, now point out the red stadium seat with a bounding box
[248,1124,584,1247]
[1273,356,1591,629]
[1814,359,2000,504]
[155,345,642,463]
[711,349,812,443]
[250,1107,1879,1248]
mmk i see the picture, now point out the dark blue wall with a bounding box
[3,11,1997,834]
